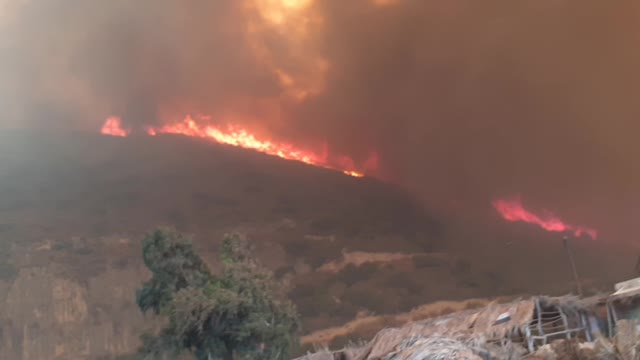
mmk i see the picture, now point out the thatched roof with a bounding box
[407,298,535,339]
[292,350,335,360]
[384,336,482,360]
[611,277,640,299]
[353,299,533,360]
[351,296,598,360]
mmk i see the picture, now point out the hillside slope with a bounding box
[0,131,635,359]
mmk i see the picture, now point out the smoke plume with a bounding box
[2,0,640,239]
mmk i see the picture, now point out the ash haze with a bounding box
[2,0,640,240]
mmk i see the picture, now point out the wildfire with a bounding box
[100,117,128,137]
[100,116,374,177]
[493,196,597,240]
[244,0,327,100]
[372,0,400,6]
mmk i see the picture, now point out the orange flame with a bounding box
[100,116,373,177]
[100,116,128,137]
[493,196,597,240]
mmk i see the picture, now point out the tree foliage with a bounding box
[136,228,299,360]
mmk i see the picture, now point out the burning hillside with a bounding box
[100,115,378,177]
[0,130,635,359]
[2,0,640,358]
[493,196,598,240]
[3,0,640,241]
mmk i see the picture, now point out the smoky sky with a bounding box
[2,0,640,239]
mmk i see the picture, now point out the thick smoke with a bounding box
[0,1,282,130]
[305,0,640,238]
[2,0,639,238]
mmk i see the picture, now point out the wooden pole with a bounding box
[563,235,583,296]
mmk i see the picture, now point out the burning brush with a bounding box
[100,116,378,178]
[494,195,597,295]
[493,196,597,240]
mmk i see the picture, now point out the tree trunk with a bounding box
[223,350,236,360]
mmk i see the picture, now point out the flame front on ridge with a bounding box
[493,196,597,239]
[100,116,374,177]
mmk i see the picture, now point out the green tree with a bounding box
[136,228,299,360]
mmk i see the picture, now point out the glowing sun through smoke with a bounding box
[493,196,597,239]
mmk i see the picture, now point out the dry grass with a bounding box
[316,251,434,273]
